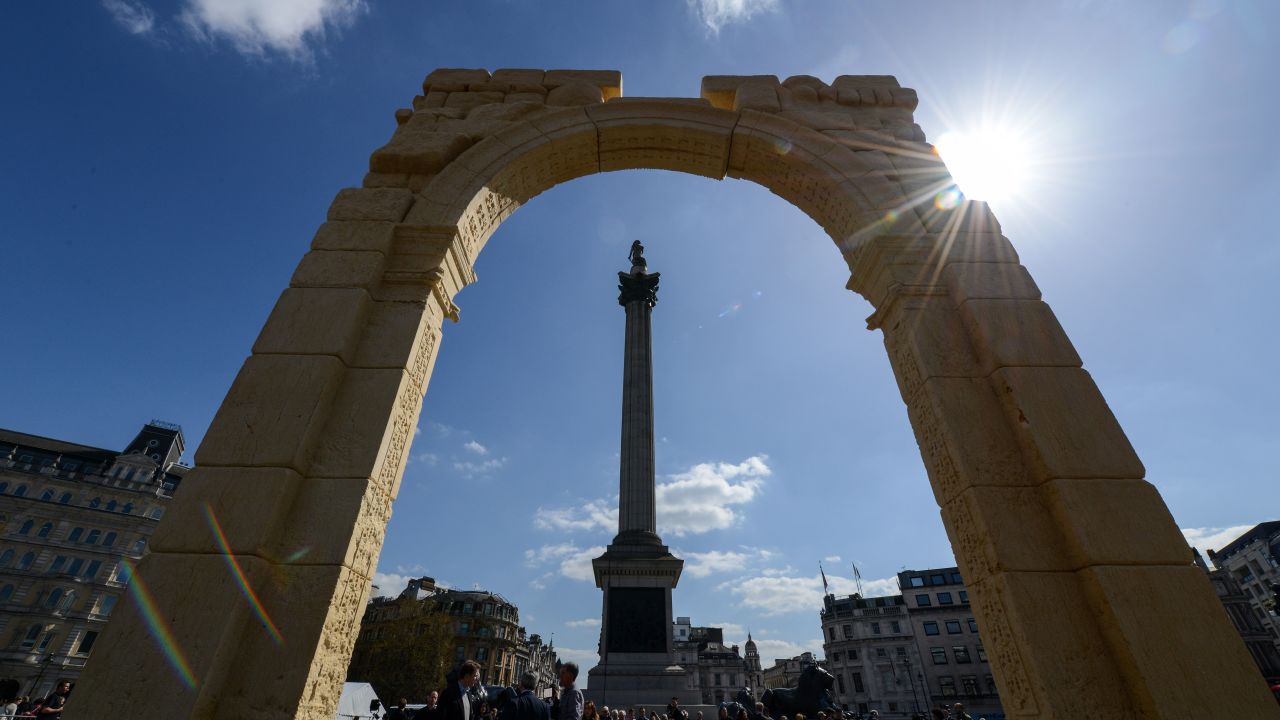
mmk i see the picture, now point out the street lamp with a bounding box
[901,658,921,716]
[28,653,55,697]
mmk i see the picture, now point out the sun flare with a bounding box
[935,128,1032,206]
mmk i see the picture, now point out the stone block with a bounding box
[781,84,820,107]
[547,82,604,106]
[252,287,372,365]
[310,221,396,254]
[700,74,778,109]
[309,367,416,481]
[958,299,1082,373]
[370,128,473,175]
[734,83,780,112]
[326,187,414,222]
[416,92,447,109]
[467,81,512,93]
[941,262,1041,306]
[394,108,412,126]
[777,109,857,131]
[149,466,304,560]
[510,83,548,95]
[195,354,346,474]
[491,68,546,86]
[544,69,622,100]
[906,376,1032,506]
[940,485,1072,583]
[833,75,901,91]
[881,297,981,384]
[991,367,1145,482]
[893,123,927,142]
[290,250,385,291]
[967,571,1138,719]
[361,172,409,188]
[353,300,438,370]
[890,87,919,110]
[505,92,546,104]
[423,68,490,93]
[443,91,504,112]
[587,100,736,179]
[822,129,895,152]
[1077,564,1280,717]
[1043,478,1192,568]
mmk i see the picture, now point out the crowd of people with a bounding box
[0,681,72,719]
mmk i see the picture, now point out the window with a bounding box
[967,618,978,633]
[0,483,6,493]
[950,572,963,583]
[14,486,27,497]
[871,622,881,635]
[462,602,473,614]
[938,592,954,605]
[0,584,13,601]
[961,675,978,695]
[836,674,845,694]
[97,595,118,616]
[946,620,963,634]
[102,532,117,547]
[923,622,940,636]
[68,558,84,576]
[20,624,41,650]
[985,674,997,694]
[953,646,971,664]
[890,621,901,633]
[86,529,101,544]
[0,550,13,567]
[931,647,948,664]
[36,630,57,652]
[50,556,67,573]
[89,497,101,508]
[976,644,987,663]
[83,560,102,579]
[848,649,858,660]
[958,590,968,602]
[149,508,164,519]
[106,500,117,512]
[37,523,52,538]
[59,493,72,504]
[484,603,493,616]
[714,673,721,686]
[930,574,945,585]
[842,624,852,639]
[476,647,489,661]
[122,503,133,514]
[832,652,840,662]
[897,646,906,656]
[851,672,864,693]
[939,676,957,697]
[60,590,77,611]
[17,552,35,570]
[40,490,55,501]
[19,520,33,535]
[77,630,99,656]
[131,538,146,554]
[909,576,924,587]
[459,622,470,634]
[45,588,65,609]
[68,528,84,542]
[915,594,931,606]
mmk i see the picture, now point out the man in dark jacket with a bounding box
[503,672,550,720]
[440,661,482,720]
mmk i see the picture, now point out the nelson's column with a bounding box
[588,241,694,707]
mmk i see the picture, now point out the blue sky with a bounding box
[2,0,1278,675]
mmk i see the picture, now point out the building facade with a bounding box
[820,592,920,718]
[1207,521,1280,653]
[761,652,823,691]
[1195,549,1280,682]
[672,618,757,704]
[897,568,1001,719]
[352,577,557,693]
[0,422,187,699]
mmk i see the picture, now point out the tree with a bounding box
[348,598,454,702]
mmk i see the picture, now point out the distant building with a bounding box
[0,422,188,698]
[351,577,556,693]
[897,567,1000,719]
[1195,549,1280,682]
[672,617,759,704]
[1207,521,1280,652]
[820,592,919,717]
[514,632,558,696]
[761,652,823,691]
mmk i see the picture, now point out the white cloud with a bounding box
[463,440,489,456]
[1183,525,1253,561]
[657,456,769,535]
[554,646,600,671]
[719,571,898,616]
[525,543,606,583]
[682,548,776,578]
[103,0,156,34]
[180,0,366,59]
[534,455,768,537]
[823,555,842,563]
[372,571,412,596]
[453,457,507,478]
[566,618,601,628]
[688,0,778,34]
[751,638,821,665]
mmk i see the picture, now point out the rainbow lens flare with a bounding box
[122,558,197,689]
[204,504,284,645]
[934,188,964,211]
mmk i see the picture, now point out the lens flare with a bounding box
[935,129,1030,205]
[934,188,964,211]
[204,504,284,645]
[773,139,793,155]
[122,558,197,690]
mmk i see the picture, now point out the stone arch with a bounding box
[65,70,1278,720]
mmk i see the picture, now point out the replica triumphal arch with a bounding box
[66,70,1278,719]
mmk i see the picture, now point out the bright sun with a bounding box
[935,128,1032,205]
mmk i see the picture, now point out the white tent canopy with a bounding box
[336,682,383,719]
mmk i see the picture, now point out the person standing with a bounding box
[442,661,482,720]
[417,690,441,720]
[386,699,411,720]
[557,663,583,720]
[504,672,550,720]
[37,682,71,719]
[949,704,971,720]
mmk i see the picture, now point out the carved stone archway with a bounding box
[66,70,1278,720]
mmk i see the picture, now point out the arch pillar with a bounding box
[63,69,1279,720]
